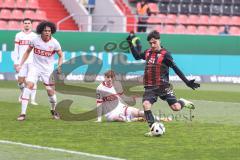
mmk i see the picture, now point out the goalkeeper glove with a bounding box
[186,79,200,90]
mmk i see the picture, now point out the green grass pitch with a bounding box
[0,81,240,160]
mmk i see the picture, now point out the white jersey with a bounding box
[12,31,37,64]
[30,36,61,73]
[96,81,126,117]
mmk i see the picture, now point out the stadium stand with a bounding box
[0,0,79,30]
[115,0,136,32]
[0,0,239,34]
[128,0,240,35]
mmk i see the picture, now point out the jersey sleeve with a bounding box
[164,51,175,67]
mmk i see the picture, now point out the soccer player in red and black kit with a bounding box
[127,30,200,136]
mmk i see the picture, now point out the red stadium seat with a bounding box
[208,26,219,35]
[2,0,15,9]
[11,10,24,20]
[0,0,3,8]
[177,14,188,25]
[16,0,28,9]
[219,16,231,25]
[197,26,208,34]
[165,14,177,24]
[148,3,159,14]
[32,21,40,30]
[147,15,161,24]
[153,25,164,33]
[209,16,220,25]
[175,25,185,34]
[230,16,240,25]
[198,15,209,25]
[0,20,7,29]
[0,9,11,19]
[186,25,197,34]
[7,21,20,30]
[27,0,39,9]
[229,26,240,35]
[24,10,36,20]
[35,10,47,20]
[164,25,175,34]
[187,15,199,25]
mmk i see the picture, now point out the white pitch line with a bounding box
[192,99,240,105]
[0,140,125,160]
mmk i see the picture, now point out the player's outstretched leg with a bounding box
[143,101,155,137]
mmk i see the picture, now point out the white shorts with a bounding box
[18,63,31,78]
[26,64,54,87]
[106,106,130,121]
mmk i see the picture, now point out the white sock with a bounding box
[21,88,32,115]
[49,94,57,110]
[31,84,37,102]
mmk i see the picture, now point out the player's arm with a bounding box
[56,50,63,74]
[16,46,33,73]
[12,35,20,70]
[165,52,200,90]
[115,81,136,106]
[127,34,145,60]
[96,90,103,122]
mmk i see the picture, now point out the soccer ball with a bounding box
[151,122,165,136]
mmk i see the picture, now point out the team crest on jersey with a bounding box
[148,58,155,64]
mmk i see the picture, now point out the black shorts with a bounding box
[142,84,177,106]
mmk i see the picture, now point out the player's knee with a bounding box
[18,77,25,83]
[170,103,181,111]
[143,101,152,110]
[26,82,34,89]
[18,82,25,89]
[47,88,55,96]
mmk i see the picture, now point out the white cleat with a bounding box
[179,98,195,109]
[31,101,38,106]
[17,114,26,121]
[51,110,60,120]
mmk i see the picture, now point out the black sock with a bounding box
[144,110,155,128]
[178,100,185,109]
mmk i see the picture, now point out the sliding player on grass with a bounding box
[96,70,145,122]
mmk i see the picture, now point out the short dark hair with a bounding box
[36,21,57,35]
[147,30,160,41]
[23,18,32,23]
[104,70,115,78]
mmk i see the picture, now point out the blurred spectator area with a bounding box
[79,0,95,14]
[128,0,240,35]
[0,0,79,30]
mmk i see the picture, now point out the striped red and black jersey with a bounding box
[130,47,175,86]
